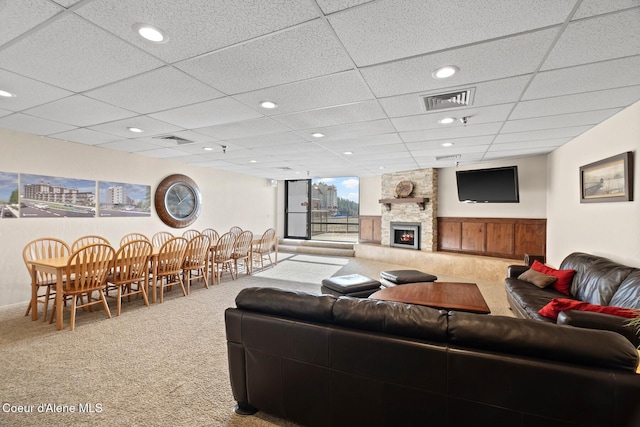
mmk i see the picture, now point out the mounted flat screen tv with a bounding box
[456,166,520,203]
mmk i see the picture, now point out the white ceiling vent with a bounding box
[435,154,461,161]
[154,135,195,145]
[421,88,474,111]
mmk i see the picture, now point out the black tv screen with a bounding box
[456,166,520,203]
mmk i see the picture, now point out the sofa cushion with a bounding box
[539,298,639,320]
[517,268,557,288]
[609,270,640,309]
[235,287,337,323]
[448,311,639,372]
[505,278,570,322]
[560,252,634,305]
[530,260,575,295]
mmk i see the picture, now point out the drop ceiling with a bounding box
[0,0,639,180]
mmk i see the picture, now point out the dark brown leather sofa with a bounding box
[226,287,640,427]
[506,252,640,346]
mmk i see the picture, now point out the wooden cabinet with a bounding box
[437,217,546,260]
[359,216,381,244]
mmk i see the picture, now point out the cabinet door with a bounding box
[461,222,485,252]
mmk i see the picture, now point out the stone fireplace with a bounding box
[380,169,437,251]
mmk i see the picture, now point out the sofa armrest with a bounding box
[507,265,529,278]
[557,310,640,347]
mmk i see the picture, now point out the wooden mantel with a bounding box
[379,197,429,211]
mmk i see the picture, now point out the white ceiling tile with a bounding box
[272,100,386,130]
[50,128,120,145]
[0,69,73,111]
[84,67,225,114]
[305,119,396,142]
[317,133,402,151]
[0,113,75,135]
[196,117,289,140]
[0,0,62,46]
[542,10,640,71]
[502,108,622,134]
[76,0,319,63]
[149,97,263,129]
[329,0,573,66]
[0,14,164,92]
[524,56,640,100]
[52,1,83,6]
[411,144,490,158]
[233,71,374,116]
[379,75,530,118]
[511,86,640,119]
[88,116,184,138]
[494,125,594,144]
[176,20,353,94]
[489,138,570,152]
[224,132,308,149]
[361,29,558,97]
[316,0,374,14]
[24,95,136,127]
[252,142,324,156]
[0,108,11,118]
[97,139,163,152]
[573,0,640,20]
[405,135,496,151]
[392,104,515,132]
[400,122,503,143]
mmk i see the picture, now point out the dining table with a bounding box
[29,256,70,330]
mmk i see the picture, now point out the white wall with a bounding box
[0,129,278,307]
[359,175,382,215]
[546,101,640,267]
[437,155,548,218]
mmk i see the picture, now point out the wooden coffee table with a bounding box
[369,282,491,314]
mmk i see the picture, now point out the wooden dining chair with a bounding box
[71,235,111,252]
[182,229,200,241]
[182,234,210,294]
[201,228,219,247]
[50,243,115,331]
[251,228,277,272]
[107,239,153,316]
[232,230,253,276]
[23,237,71,322]
[119,232,150,247]
[152,231,174,248]
[213,232,237,285]
[229,226,243,236]
[153,236,188,303]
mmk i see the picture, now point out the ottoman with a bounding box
[379,269,438,288]
[321,274,381,298]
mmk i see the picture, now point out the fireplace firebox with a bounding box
[390,222,421,250]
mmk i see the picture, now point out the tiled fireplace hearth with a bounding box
[380,168,437,251]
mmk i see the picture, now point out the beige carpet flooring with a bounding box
[0,253,512,427]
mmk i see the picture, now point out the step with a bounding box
[278,239,355,257]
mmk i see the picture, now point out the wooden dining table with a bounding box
[29,256,70,330]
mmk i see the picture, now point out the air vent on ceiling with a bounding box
[154,135,195,145]
[421,88,474,111]
[435,154,462,161]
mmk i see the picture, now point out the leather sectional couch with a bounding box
[226,287,640,427]
[506,252,640,346]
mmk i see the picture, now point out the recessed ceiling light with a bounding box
[203,147,214,151]
[432,65,459,79]
[259,101,277,109]
[438,117,456,124]
[379,166,385,170]
[133,23,167,43]
[250,160,257,163]
[0,89,15,97]
[311,132,325,138]
[343,151,353,155]
[127,127,143,133]
[442,142,454,147]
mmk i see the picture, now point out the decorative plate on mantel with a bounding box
[395,180,413,198]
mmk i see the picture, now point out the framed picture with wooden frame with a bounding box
[580,151,634,203]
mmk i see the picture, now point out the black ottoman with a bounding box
[321,274,381,298]
[379,269,438,288]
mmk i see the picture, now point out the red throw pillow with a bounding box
[530,260,576,295]
[538,298,639,320]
